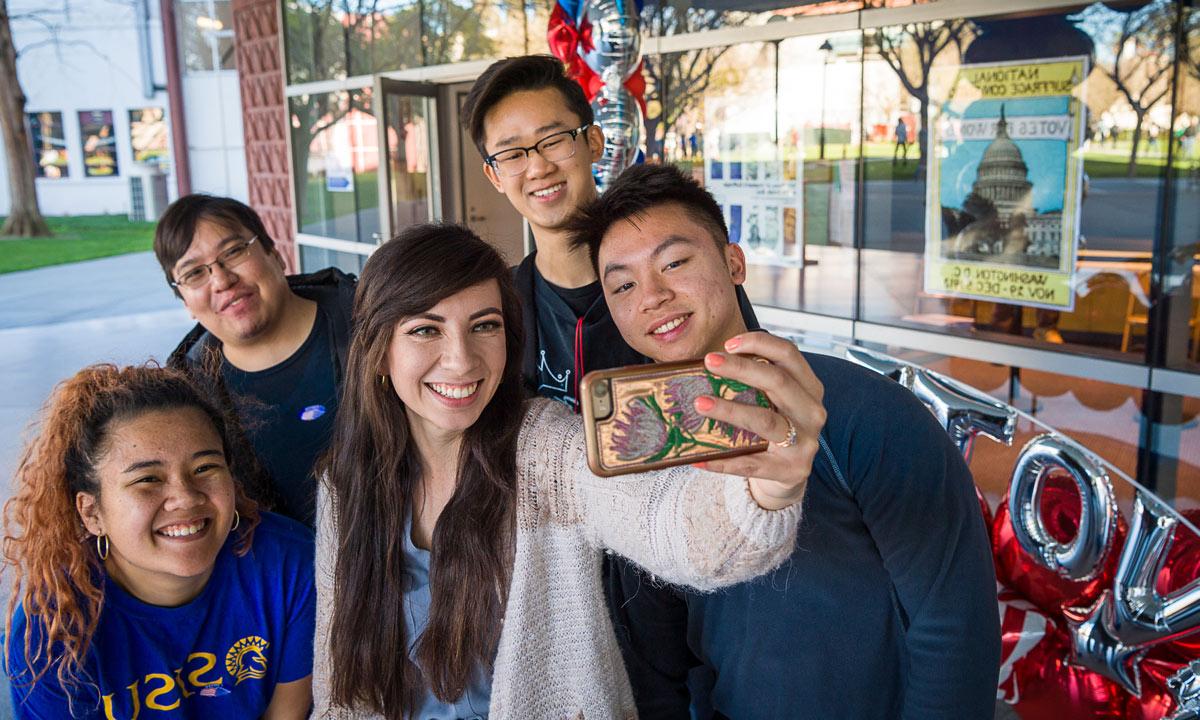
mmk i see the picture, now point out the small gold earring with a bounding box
[379,374,389,388]
[231,510,240,531]
[96,534,109,561]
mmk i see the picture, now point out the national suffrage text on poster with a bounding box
[924,57,1087,311]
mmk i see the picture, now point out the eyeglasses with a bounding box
[485,124,592,177]
[171,237,259,289]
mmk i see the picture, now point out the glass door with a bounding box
[375,77,440,242]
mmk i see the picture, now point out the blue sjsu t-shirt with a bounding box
[7,512,315,719]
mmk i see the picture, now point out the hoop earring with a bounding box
[231,510,240,532]
[379,374,389,388]
[96,534,109,561]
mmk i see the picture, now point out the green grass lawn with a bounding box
[0,215,156,275]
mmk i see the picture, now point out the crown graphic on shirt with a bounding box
[537,350,571,396]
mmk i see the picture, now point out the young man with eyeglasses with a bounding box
[460,55,759,408]
[155,194,356,527]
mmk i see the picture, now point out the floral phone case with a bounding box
[579,360,771,477]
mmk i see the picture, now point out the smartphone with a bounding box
[579,359,771,477]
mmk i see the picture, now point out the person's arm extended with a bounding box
[262,676,312,720]
[520,400,800,591]
[850,389,1001,719]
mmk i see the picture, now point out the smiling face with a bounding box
[599,203,748,362]
[173,219,292,350]
[481,87,604,240]
[76,406,237,606]
[385,280,508,445]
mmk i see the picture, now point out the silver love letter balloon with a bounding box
[1009,433,1117,582]
[909,368,1016,462]
[844,346,915,387]
[1168,660,1200,719]
[1066,492,1200,695]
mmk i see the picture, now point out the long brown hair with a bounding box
[321,224,524,717]
[2,364,260,694]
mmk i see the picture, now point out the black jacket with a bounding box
[512,252,761,398]
[168,267,357,514]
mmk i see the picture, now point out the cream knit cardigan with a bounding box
[313,398,802,719]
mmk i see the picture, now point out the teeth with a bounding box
[652,316,687,335]
[159,520,205,538]
[532,183,564,198]
[430,382,479,399]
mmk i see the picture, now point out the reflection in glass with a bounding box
[381,91,435,233]
[290,89,380,244]
[177,1,215,71]
[859,4,1180,365]
[1162,3,1200,373]
[300,245,367,275]
[646,33,861,318]
[28,111,68,179]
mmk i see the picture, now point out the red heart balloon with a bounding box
[1006,624,1130,720]
[993,470,1127,618]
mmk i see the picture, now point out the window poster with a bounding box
[79,110,119,177]
[28,111,69,178]
[924,57,1087,310]
[704,99,803,267]
[129,108,169,164]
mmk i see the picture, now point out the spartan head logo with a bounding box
[225,635,270,685]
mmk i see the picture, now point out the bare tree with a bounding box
[640,2,741,160]
[0,0,49,236]
[869,18,969,172]
[1081,1,1175,177]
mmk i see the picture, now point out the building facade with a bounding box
[8,0,250,216]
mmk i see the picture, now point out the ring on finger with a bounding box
[774,416,798,449]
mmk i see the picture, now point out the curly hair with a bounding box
[2,364,261,695]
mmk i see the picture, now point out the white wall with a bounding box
[2,0,247,217]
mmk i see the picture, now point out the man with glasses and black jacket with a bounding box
[156,194,355,528]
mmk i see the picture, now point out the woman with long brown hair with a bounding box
[4,364,314,718]
[315,224,809,719]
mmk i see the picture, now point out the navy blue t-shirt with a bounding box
[7,513,315,719]
[223,306,339,526]
[532,268,603,410]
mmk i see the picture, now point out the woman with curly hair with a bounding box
[4,364,314,719]
[315,224,811,719]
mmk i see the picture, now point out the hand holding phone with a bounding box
[693,332,827,510]
[580,360,771,477]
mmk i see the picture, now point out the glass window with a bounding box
[859,3,1178,365]
[177,0,237,73]
[28,111,68,179]
[283,0,349,83]
[646,32,861,318]
[290,88,380,245]
[78,110,119,178]
[300,245,367,275]
[1163,2,1199,373]
[129,108,169,165]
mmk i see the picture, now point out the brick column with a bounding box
[232,0,297,272]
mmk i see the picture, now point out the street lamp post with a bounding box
[818,39,833,160]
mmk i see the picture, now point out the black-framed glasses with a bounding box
[485,124,592,177]
[171,237,259,289]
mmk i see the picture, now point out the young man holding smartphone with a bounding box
[567,163,1001,720]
